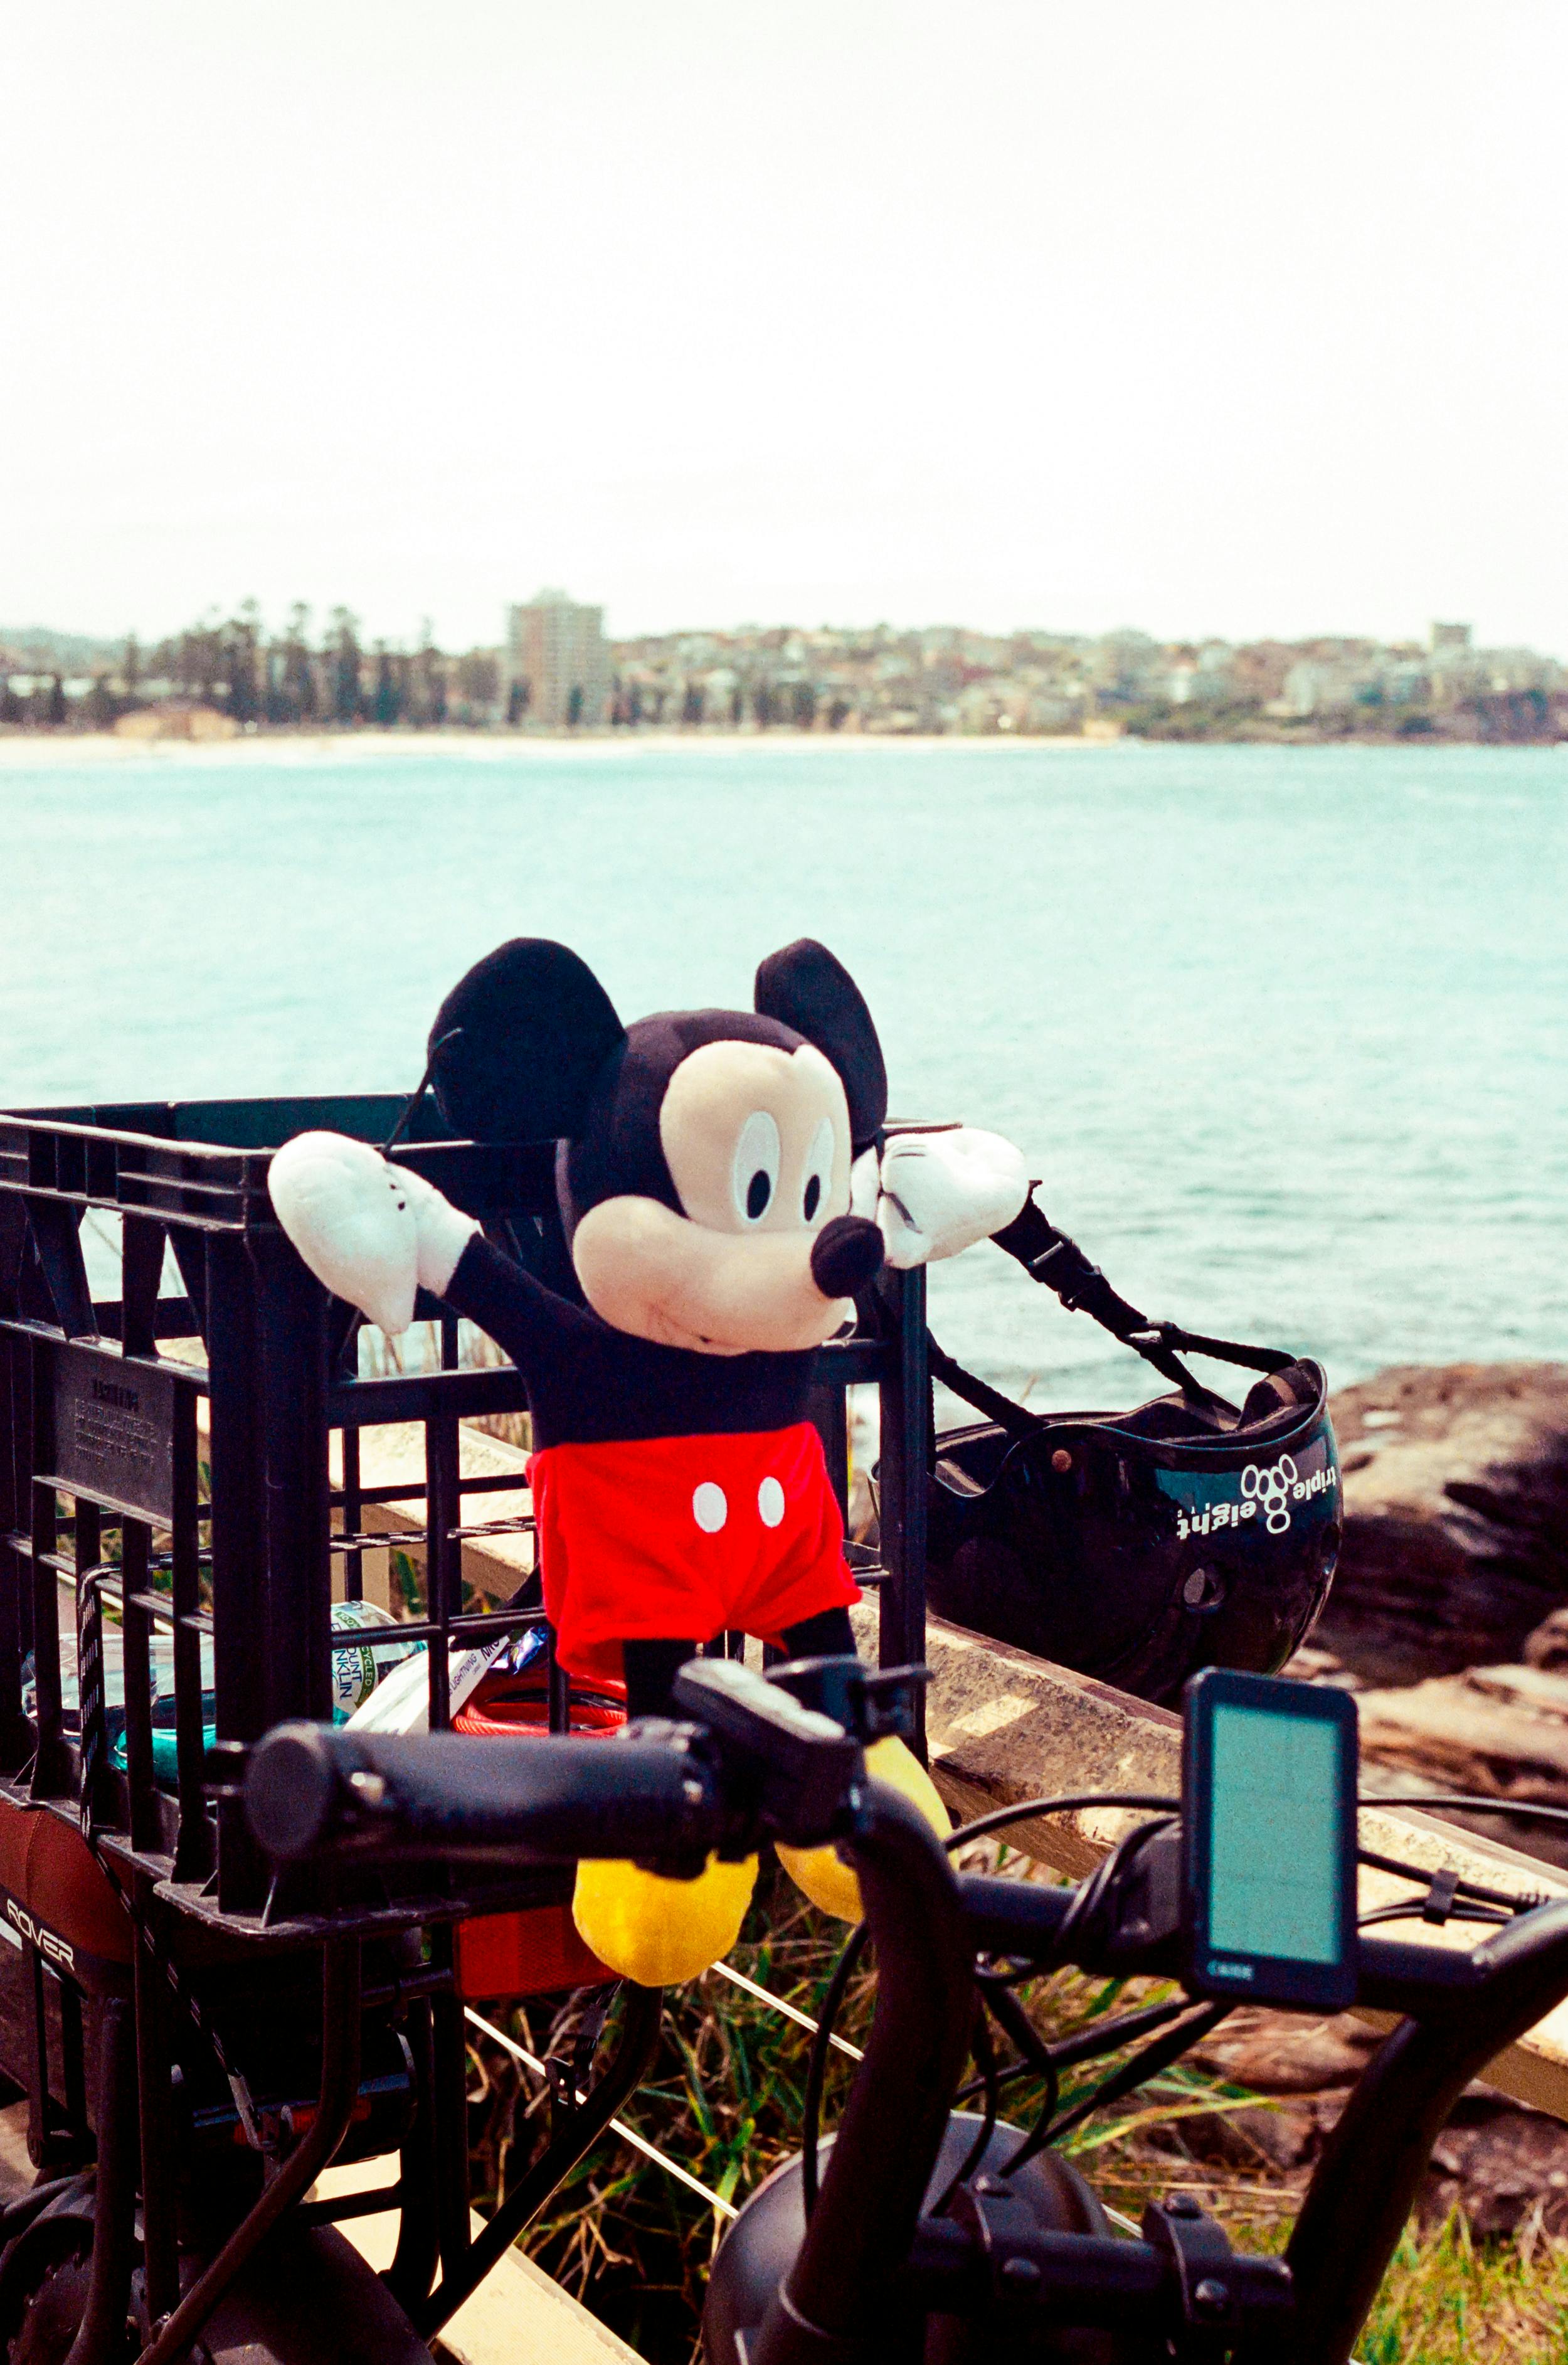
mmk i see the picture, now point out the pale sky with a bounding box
[3,0,1564,654]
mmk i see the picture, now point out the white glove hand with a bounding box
[875,1127,1029,1270]
[396,1162,481,1295]
[267,1133,475,1334]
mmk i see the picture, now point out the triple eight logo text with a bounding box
[1176,1455,1338,1542]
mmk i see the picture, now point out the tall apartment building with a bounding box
[505,590,612,727]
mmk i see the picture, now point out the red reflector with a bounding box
[456,1903,608,2000]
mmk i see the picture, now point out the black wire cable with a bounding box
[800,1921,869,2219]
[383,1027,462,1153]
[931,2001,1001,2218]
[955,2058,1044,2103]
[1047,1996,1190,2070]
[952,1791,1568,1856]
[1357,1844,1545,1913]
[965,1980,1062,2119]
[1359,1900,1512,1930]
[956,1995,1189,2103]
[946,1790,1567,1868]
[973,1978,1061,2076]
[946,1788,1568,1861]
[943,1792,1179,1851]
[1002,2001,1234,2178]
[1362,1794,1568,1827]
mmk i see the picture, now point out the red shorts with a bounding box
[528,1422,860,1685]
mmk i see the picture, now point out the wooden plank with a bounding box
[189,1388,537,1608]
[314,2160,642,2365]
[0,2100,34,2202]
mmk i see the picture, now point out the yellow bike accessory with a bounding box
[776,1735,949,1921]
[571,1850,758,1986]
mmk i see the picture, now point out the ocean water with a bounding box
[1,736,1564,1411]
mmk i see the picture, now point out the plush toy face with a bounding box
[659,1040,848,1234]
[427,937,889,1361]
[574,1039,854,1355]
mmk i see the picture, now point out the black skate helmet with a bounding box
[921,1196,1342,1707]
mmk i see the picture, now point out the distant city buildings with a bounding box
[3,612,1564,744]
[504,590,611,728]
[599,617,1565,744]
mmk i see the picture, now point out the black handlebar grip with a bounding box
[245,1723,724,1868]
[246,1726,344,1861]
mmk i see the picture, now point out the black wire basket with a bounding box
[0,1092,931,1937]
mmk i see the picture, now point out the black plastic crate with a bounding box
[0,1093,930,1938]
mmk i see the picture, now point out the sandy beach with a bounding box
[0,726,1114,771]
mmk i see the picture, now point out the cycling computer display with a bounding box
[1182,1669,1359,2011]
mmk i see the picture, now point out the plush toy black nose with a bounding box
[810,1214,884,1299]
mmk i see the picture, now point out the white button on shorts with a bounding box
[692,1482,729,1533]
[756,1476,786,1528]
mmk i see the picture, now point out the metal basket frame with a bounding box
[0,1090,931,2330]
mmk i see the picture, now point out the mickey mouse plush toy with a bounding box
[269,937,1026,1984]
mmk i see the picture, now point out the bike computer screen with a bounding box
[1182,1669,1359,2011]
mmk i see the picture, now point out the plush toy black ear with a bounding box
[428,939,626,1144]
[754,939,888,1152]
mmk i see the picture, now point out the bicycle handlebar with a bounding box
[247,1715,1568,2024]
[956,1864,1568,2021]
[246,1722,726,1869]
[245,1654,866,1875]
[239,1682,1568,2365]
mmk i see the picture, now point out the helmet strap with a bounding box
[983,1192,1296,1406]
[926,1334,1045,1440]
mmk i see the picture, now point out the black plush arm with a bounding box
[440,1232,596,1377]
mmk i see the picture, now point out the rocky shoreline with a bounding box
[1175,2007,1568,2243]
[1316,1363,1568,1684]
[1296,1362,1568,1864]
[1256,1359,1568,2229]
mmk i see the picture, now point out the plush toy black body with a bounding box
[270,936,1025,1980]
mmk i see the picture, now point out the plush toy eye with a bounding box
[801,1118,835,1224]
[732,1111,781,1225]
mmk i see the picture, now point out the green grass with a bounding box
[1347,2219,1568,2364]
[464,1861,1568,2364]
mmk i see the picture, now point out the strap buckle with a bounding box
[1027,1236,1103,1313]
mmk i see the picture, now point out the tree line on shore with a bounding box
[0,605,507,731]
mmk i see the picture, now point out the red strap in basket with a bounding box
[452,1672,627,1738]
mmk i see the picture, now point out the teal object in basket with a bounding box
[111,1699,216,1783]
[152,1723,213,1782]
